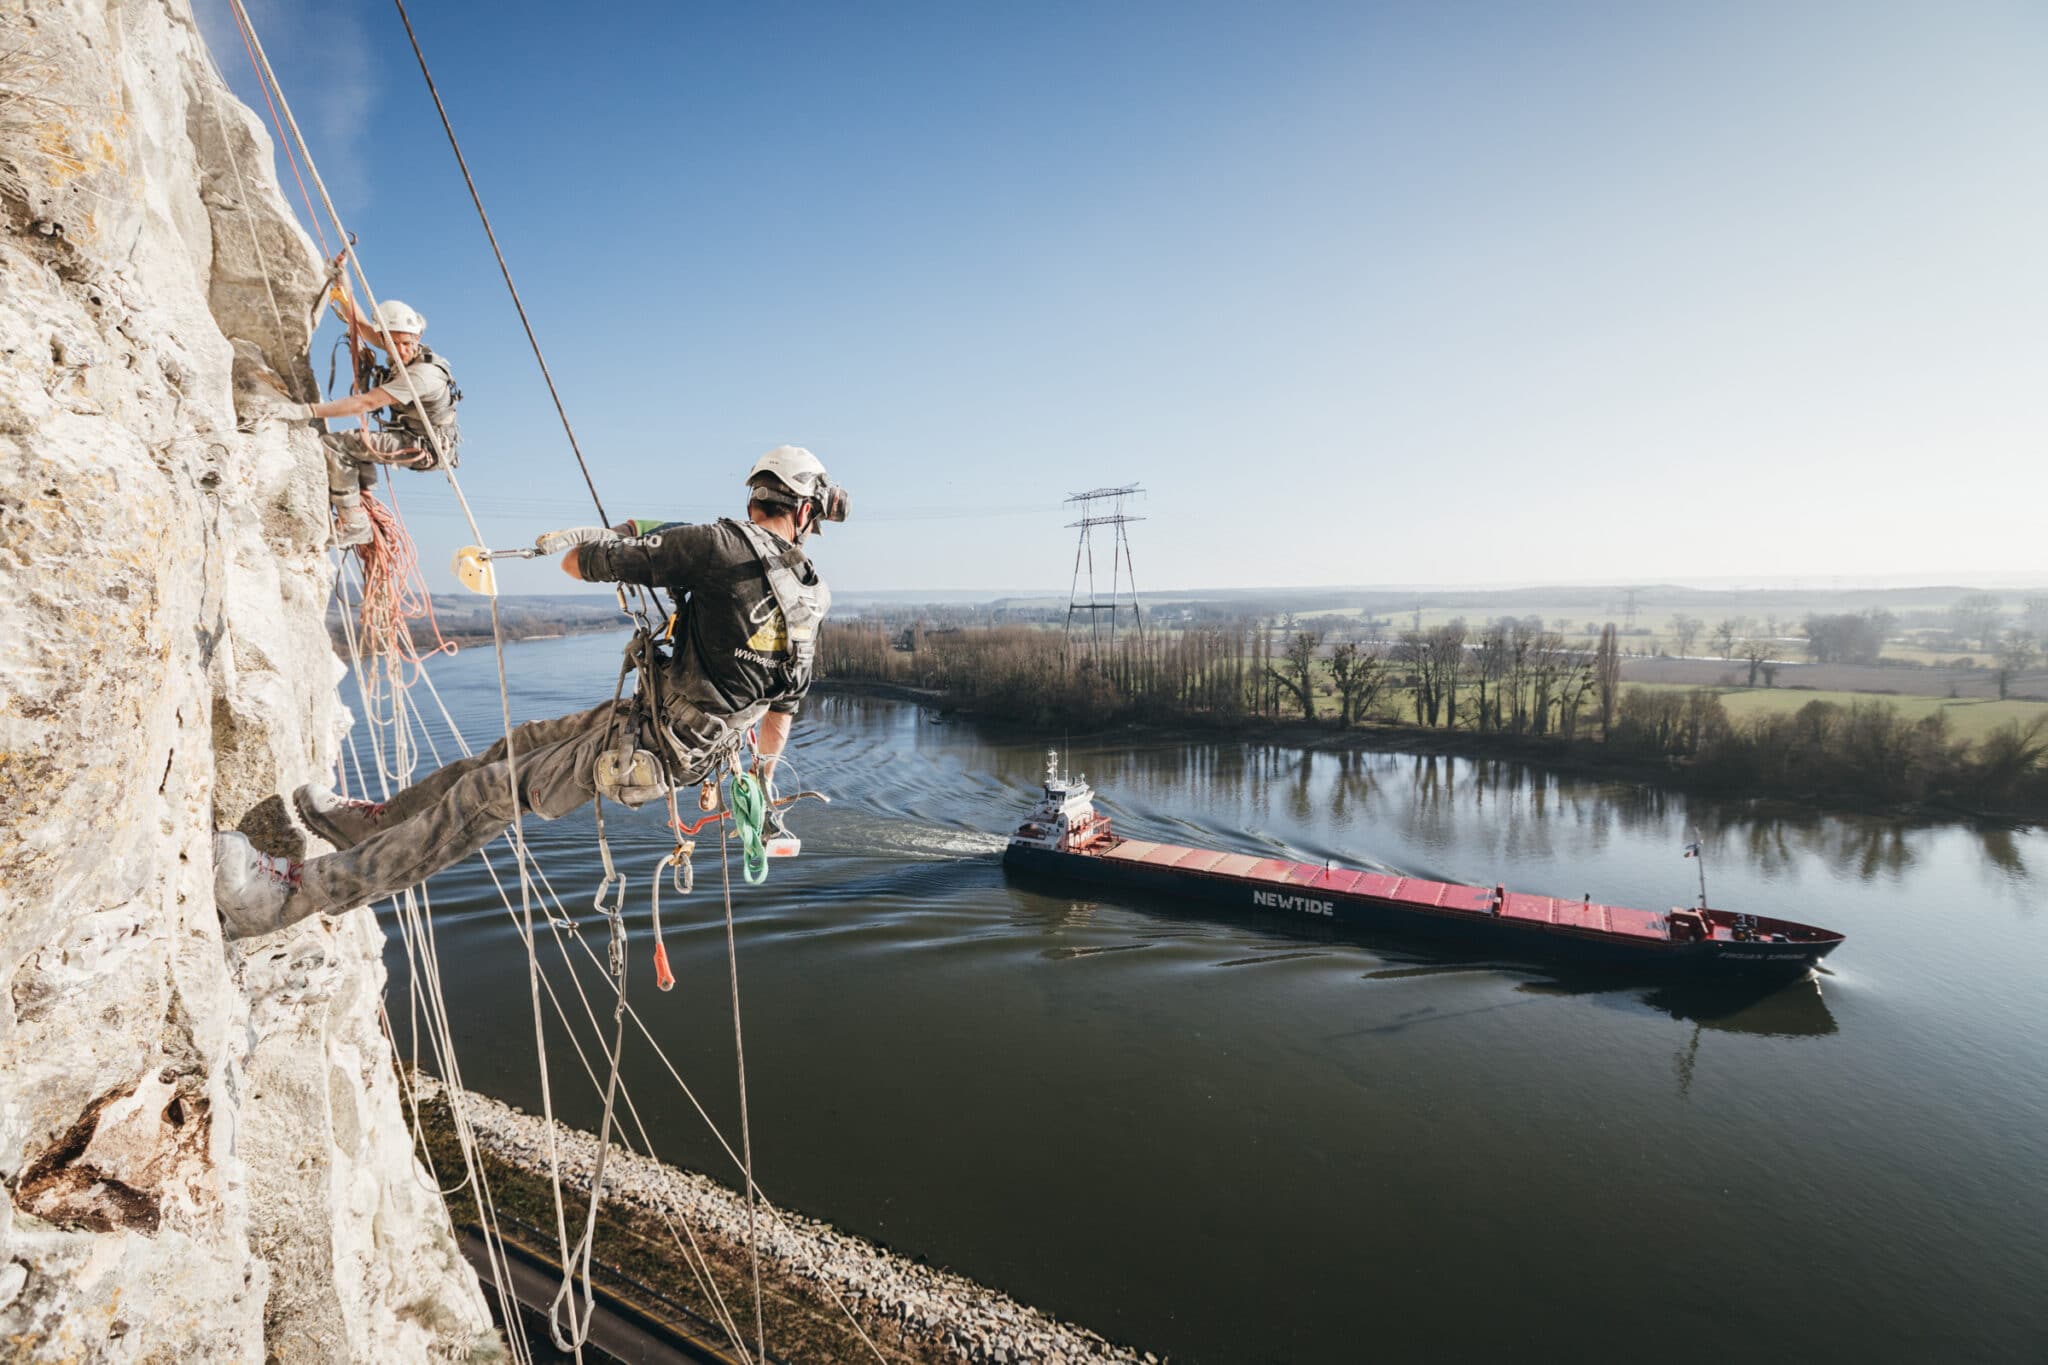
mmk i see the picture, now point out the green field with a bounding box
[1626,683,2048,743]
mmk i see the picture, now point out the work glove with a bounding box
[533,525,619,556]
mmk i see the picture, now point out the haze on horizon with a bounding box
[202,0,2047,598]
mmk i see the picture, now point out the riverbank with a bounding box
[408,1072,1148,1364]
[811,679,2045,825]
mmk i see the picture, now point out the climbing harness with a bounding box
[362,342,463,463]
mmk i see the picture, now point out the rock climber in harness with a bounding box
[211,446,846,939]
[249,290,461,547]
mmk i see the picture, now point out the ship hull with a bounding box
[1004,844,1841,975]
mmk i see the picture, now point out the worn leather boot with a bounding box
[294,784,389,850]
[213,832,311,940]
[332,495,373,548]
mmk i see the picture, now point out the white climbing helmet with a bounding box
[746,445,827,500]
[373,299,426,336]
[745,445,848,531]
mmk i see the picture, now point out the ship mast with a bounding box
[1689,828,1709,911]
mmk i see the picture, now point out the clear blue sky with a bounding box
[199,1,2047,596]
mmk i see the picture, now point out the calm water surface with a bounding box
[367,635,2048,1363]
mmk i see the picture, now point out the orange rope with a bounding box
[354,486,457,684]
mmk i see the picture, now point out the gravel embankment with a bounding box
[412,1073,1150,1364]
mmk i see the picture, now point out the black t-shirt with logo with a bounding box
[577,518,821,716]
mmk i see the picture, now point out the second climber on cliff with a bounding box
[250,283,461,547]
[211,446,847,939]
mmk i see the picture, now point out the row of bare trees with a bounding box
[823,614,1630,739]
[1390,618,1623,739]
[820,618,2048,811]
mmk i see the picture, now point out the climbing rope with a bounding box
[330,564,537,1364]
[389,0,614,529]
[717,819,767,1358]
[339,576,759,1356]
[220,2,585,1351]
[216,9,850,1362]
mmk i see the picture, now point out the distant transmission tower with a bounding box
[1063,483,1146,659]
[1622,587,1643,630]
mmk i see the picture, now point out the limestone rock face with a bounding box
[0,0,495,1357]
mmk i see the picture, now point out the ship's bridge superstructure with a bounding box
[1009,749,1113,853]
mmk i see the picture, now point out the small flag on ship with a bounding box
[1682,840,1702,858]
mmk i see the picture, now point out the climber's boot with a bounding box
[331,495,374,549]
[294,784,389,850]
[213,832,316,940]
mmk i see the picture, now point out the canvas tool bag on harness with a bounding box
[591,519,829,807]
[360,343,463,468]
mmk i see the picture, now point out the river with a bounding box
[361,634,2047,1363]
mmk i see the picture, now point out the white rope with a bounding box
[718,821,767,1361]
[217,11,875,1359]
[387,620,756,1359]
[401,637,887,1363]
[333,562,537,1365]
[219,6,592,1348]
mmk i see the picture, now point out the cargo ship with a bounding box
[1002,751,1843,974]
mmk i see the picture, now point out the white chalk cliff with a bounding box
[0,0,495,1357]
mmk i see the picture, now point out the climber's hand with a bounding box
[238,388,314,426]
[534,526,618,556]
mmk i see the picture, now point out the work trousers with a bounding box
[297,700,637,913]
[322,428,442,502]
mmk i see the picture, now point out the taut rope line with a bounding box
[220,1,586,1350]
[390,0,613,530]
[376,9,775,1356]
[220,7,814,1359]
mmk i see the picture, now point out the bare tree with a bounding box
[1671,614,1704,658]
[1433,621,1469,729]
[1553,641,1600,739]
[1740,638,1772,688]
[1267,630,1322,722]
[1400,623,1468,727]
[1504,617,1544,734]
[1712,618,1745,659]
[1994,630,2037,701]
[1531,634,1572,736]
[1471,621,1509,732]
[1327,641,1388,726]
[1595,623,1622,734]
[1953,593,2005,652]
[2024,596,2048,641]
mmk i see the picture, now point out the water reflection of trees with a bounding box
[1977,827,2028,878]
[1387,752,1948,887]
